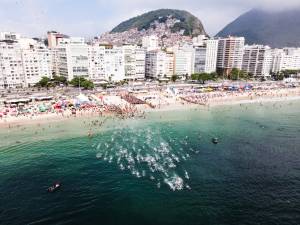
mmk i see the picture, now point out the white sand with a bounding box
[1,87,300,127]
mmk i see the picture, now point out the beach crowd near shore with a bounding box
[1,80,300,128]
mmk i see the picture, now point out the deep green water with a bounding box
[1,101,300,225]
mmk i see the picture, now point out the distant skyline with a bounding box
[0,0,299,38]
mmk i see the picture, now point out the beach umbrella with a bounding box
[39,105,46,112]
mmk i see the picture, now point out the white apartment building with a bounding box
[88,45,106,83]
[242,45,272,78]
[271,48,300,73]
[193,36,218,74]
[173,43,195,77]
[217,36,245,76]
[56,37,89,81]
[142,35,159,51]
[50,48,59,76]
[104,47,125,82]
[0,32,21,42]
[22,47,52,87]
[165,51,175,77]
[0,41,24,89]
[123,45,146,80]
[47,31,68,49]
[0,32,51,89]
[145,50,174,79]
[88,45,125,83]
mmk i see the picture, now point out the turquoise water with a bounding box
[1,101,300,225]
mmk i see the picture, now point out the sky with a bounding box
[0,0,299,38]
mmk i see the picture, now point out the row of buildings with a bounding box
[1,31,300,89]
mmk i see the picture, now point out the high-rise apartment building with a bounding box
[47,31,69,49]
[242,45,272,78]
[22,46,52,86]
[217,36,245,76]
[271,48,300,73]
[88,45,124,83]
[0,41,24,89]
[122,45,146,80]
[104,47,125,82]
[193,36,218,74]
[0,32,51,89]
[173,43,195,77]
[56,37,89,81]
[145,50,174,79]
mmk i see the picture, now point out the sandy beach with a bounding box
[1,86,300,128]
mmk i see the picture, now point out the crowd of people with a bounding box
[1,81,300,124]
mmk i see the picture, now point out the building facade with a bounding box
[56,37,89,81]
[145,50,174,79]
[0,41,25,89]
[122,45,146,80]
[173,43,195,77]
[242,45,272,78]
[194,37,218,74]
[271,48,300,73]
[217,36,245,76]
[0,32,51,89]
[142,35,159,51]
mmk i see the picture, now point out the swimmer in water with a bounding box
[88,130,93,138]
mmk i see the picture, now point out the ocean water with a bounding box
[1,101,300,225]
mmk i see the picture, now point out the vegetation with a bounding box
[229,68,252,80]
[36,76,51,88]
[191,73,217,84]
[35,75,69,88]
[171,75,179,82]
[115,80,128,86]
[271,70,299,81]
[69,77,94,90]
[52,75,68,86]
[111,9,206,36]
[281,70,300,76]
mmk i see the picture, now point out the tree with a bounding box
[53,75,68,85]
[210,72,218,80]
[198,73,212,84]
[272,72,284,81]
[36,76,50,87]
[230,68,240,80]
[230,68,250,80]
[69,76,86,87]
[69,77,94,90]
[171,75,178,82]
[81,80,94,90]
[281,69,299,77]
[191,73,199,80]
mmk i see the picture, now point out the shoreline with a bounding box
[1,91,300,128]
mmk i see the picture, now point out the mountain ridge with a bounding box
[216,8,300,48]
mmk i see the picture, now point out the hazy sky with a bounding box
[0,0,299,38]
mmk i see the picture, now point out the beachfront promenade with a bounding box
[1,80,300,126]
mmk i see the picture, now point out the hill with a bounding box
[111,9,206,36]
[216,9,300,48]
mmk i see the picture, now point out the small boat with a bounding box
[212,138,219,144]
[47,182,61,193]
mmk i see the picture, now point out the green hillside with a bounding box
[111,9,206,36]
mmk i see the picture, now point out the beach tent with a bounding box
[244,84,253,90]
[76,94,90,104]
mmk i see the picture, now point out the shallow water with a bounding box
[1,101,300,225]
